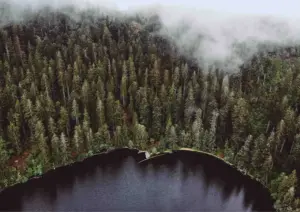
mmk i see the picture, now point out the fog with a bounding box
[2,0,300,72]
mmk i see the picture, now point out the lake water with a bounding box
[0,148,274,211]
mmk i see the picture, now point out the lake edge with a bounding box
[0,147,276,211]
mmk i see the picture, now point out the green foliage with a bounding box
[0,137,10,165]
[236,135,253,171]
[224,140,234,164]
[128,140,134,149]
[248,107,268,137]
[272,170,298,212]
[25,158,43,177]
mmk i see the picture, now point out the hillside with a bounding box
[0,7,299,211]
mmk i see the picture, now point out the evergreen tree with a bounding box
[252,134,269,174]
[151,95,162,140]
[236,135,253,172]
[0,137,9,168]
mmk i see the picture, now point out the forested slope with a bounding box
[0,7,299,211]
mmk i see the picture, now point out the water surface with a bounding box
[0,149,274,211]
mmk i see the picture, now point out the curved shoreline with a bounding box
[0,147,146,194]
[0,147,267,191]
[0,147,273,206]
[140,148,269,189]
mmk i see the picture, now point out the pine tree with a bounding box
[34,120,49,165]
[94,123,111,150]
[60,132,68,165]
[105,91,115,127]
[208,110,219,153]
[165,125,178,149]
[275,119,286,154]
[58,106,69,138]
[275,170,298,212]
[113,100,123,127]
[7,120,21,154]
[138,88,150,127]
[191,109,203,148]
[120,75,128,106]
[184,86,195,127]
[151,95,162,140]
[73,125,83,152]
[96,97,105,129]
[82,108,92,150]
[232,97,249,152]
[81,80,90,107]
[289,134,300,164]
[252,134,268,171]
[236,135,253,171]
[0,137,9,168]
[224,140,234,163]
[133,123,148,149]
[71,99,80,126]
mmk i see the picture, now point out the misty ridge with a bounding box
[2,0,300,72]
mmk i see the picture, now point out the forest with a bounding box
[0,6,299,212]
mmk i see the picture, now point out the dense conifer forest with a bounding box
[0,6,300,211]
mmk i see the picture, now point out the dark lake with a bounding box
[0,148,275,211]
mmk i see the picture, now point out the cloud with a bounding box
[1,0,300,72]
[155,5,300,72]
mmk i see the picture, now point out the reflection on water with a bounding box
[0,149,274,211]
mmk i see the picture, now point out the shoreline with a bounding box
[0,147,272,202]
[0,147,148,195]
[140,147,269,190]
